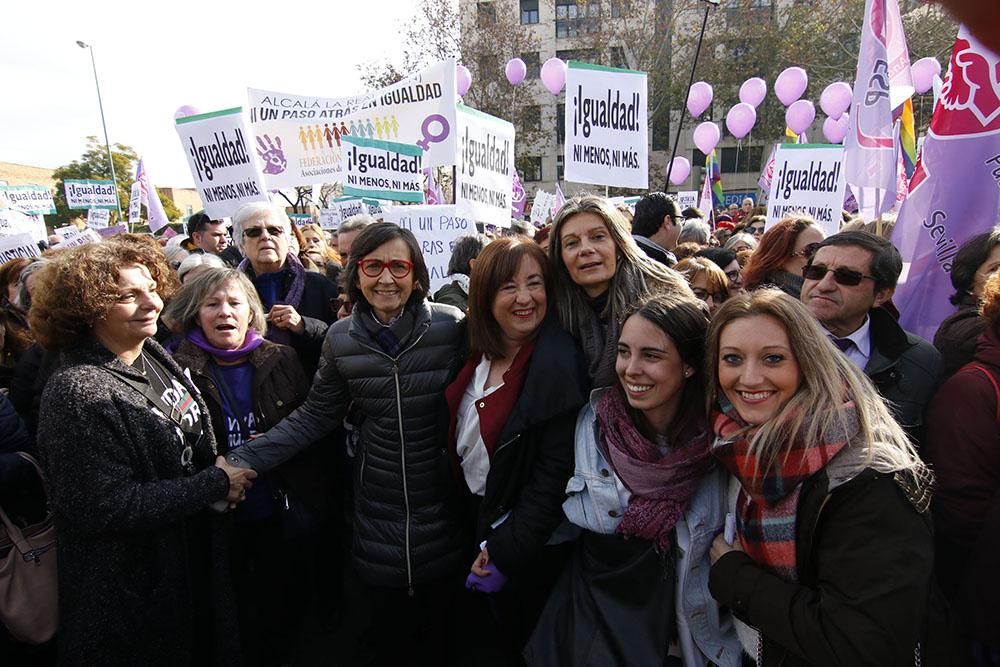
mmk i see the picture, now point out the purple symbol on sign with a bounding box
[416,114,450,151]
[256,134,287,175]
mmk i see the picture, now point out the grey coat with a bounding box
[230,300,466,589]
[37,339,239,667]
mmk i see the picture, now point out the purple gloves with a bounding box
[464,562,508,593]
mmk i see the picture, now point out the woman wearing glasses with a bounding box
[227,223,467,666]
[233,202,339,377]
[675,257,730,314]
[741,216,824,298]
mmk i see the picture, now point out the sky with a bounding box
[0,0,420,188]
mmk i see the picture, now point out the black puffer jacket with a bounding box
[229,300,466,589]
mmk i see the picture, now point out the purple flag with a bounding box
[844,0,898,221]
[136,158,170,233]
[758,144,777,195]
[511,170,526,218]
[890,26,1000,341]
[553,182,566,217]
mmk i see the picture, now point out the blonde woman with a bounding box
[705,289,936,666]
[549,195,692,388]
[675,257,730,315]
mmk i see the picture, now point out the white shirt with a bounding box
[830,314,872,370]
[455,355,502,496]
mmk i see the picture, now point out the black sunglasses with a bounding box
[802,263,878,286]
[243,225,285,238]
[791,242,822,259]
[747,225,765,234]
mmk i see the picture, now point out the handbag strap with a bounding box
[0,453,50,558]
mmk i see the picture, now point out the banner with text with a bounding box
[175,107,269,220]
[87,208,111,228]
[564,62,648,189]
[248,59,457,189]
[677,190,699,212]
[765,144,846,237]
[128,183,142,224]
[381,204,471,292]
[342,136,424,203]
[0,185,56,215]
[530,190,554,225]
[0,209,45,243]
[455,105,515,227]
[64,179,118,210]
[0,233,40,263]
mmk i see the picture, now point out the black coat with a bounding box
[229,300,467,589]
[448,315,586,575]
[709,467,935,667]
[37,339,239,667]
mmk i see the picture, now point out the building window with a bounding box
[522,52,540,78]
[693,146,765,174]
[556,49,598,64]
[477,2,496,28]
[606,46,627,69]
[524,157,543,182]
[522,105,542,133]
[557,155,565,181]
[556,0,600,38]
[520,0,539,24]
[557,103,566,144]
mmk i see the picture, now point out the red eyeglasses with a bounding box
[359,258,414,279]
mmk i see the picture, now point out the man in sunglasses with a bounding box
[801,231,942,446]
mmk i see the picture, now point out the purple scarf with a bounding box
[595,388,713,552]
[237,252,306,345]
[186,327,265,362]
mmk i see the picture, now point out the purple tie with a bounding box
[830,336,853,352]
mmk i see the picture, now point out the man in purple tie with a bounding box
[800,231,942,446]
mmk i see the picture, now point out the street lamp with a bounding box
[76,40,124,222]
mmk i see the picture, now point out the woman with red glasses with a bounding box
[227,223,467,666]
[741,216,825,299]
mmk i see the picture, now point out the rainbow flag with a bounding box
[899,98,917,178]
[706,150,724,209]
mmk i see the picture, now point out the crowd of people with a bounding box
[0,191,996,667]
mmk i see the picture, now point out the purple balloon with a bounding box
[775,67,808,107]
[911,57,942,95]
[686,81,713,118]
[173,105,199,120]
[668,157,691,185]
[726,103,757,139]
[505,58,527,86]
[693,122,721,155]
[823,113,850,144]
[456,64,472,96]
[540,57,567,95]
[739,78,767,108]
[785,100,816,135]
[819,82,853,120]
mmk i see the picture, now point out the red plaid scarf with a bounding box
[711,401,859,581]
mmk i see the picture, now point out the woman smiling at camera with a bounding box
[528,295,740,667]
[549,195,692,389]
[226,223,466,666]
[706,289,937,666]
[31,238,254,666]
[445,238,586,663]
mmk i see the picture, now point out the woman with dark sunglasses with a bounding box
[227,223,468,666]
[741,217,825,298]
[232,202,339,378]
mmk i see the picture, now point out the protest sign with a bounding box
[318,208,342,230]
[0,234,40,263]
[342,136,424,203]
[175,107,269,220]
[334,198,368,221]
[87,208,111,229]
[454,105,515,227]
[54,224,80,238]
[289,213,312,227]
[564,62,648,189]
[54,228,101,249]
[97,224,128,238]
[362,199,390,217]
[64,179,118,210]
[0,209,46,242]
[128,183,142,224]
[381,204,471,292]
[677,191,698,211]
[0,185,56,215]
[765,144,846,237]
[530,190,554,225]
[248,59,457,189]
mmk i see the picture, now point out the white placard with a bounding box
[64,179,118,210]
[128,182,142,224]
[381,204,472,292]
[530,190,554,225]
[175,107,269,220]
[677,190,699,212]
[564,61,648,189]
[342,136,424,203]
[54,224,80,239]
[247,59,457,189]
[53,228,102,249]
[0,185,56,215]
[318,208,342,230]
[0,209,46,242]
[87,208,111,229]
[455,104,515,227]
[765,144,847,237]
[0,233,40,263]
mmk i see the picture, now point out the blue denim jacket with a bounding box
[563,398,742,667]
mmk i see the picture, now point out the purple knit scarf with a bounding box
[595,388,713,552]
[186,327,265,362]
[237,253,306,345]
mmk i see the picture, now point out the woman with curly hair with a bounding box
[740,216,825,298]
[549,195,692,389]
[31,237,256,666]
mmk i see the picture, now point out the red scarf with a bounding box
[596,388,713,552]
[711,401,859,581]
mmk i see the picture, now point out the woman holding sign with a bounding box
[548,195,692,390]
